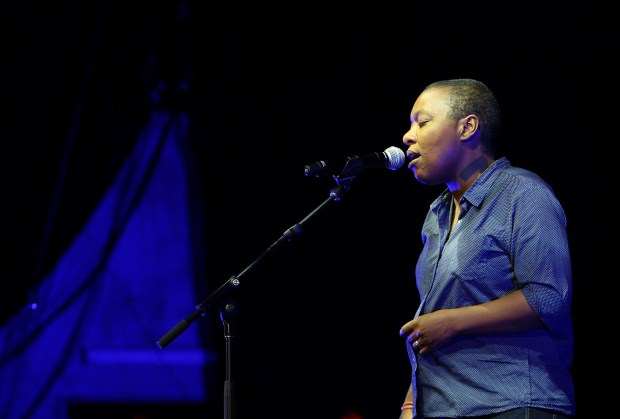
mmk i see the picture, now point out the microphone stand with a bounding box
[156,164,362,419]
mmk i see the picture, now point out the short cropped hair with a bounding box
[424,79,501,153]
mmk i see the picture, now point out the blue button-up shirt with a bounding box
[408,157,576,417]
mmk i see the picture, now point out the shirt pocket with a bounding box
[450,234,511,285]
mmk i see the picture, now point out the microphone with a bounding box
[304,146,406,177]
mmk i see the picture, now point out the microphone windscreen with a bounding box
[384,146,406,170]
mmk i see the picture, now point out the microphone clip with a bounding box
[333,156,365,182]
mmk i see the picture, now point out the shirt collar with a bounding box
[430,157,511,213]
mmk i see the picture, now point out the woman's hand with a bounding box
[400,308,459,355]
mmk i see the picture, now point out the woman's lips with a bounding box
[407,154,420,169]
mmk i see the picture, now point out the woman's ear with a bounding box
[459,115,479,140]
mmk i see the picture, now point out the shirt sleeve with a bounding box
[511,183,573,338]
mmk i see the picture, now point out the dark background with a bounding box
[1,2,617,418]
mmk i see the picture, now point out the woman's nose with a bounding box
[402,130,415,146]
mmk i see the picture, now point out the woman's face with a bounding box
[402,87,465,186]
